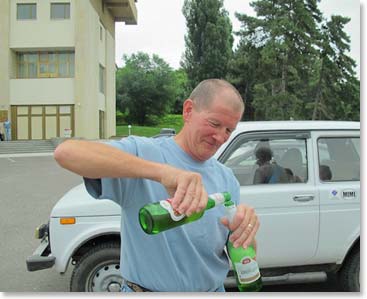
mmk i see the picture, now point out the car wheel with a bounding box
[70,242,122,292]
[339,249,360,292]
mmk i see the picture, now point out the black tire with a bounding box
[70,242,122,292]
[339,250,360,292]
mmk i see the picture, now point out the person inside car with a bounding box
[253,146,289,184]
[54,79,260,292]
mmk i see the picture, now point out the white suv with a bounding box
[26,121,360,292]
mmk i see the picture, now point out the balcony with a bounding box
[103,0,137,24]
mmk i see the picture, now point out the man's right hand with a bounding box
[159,165,208,217]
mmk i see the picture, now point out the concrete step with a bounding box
[0,140,56,155]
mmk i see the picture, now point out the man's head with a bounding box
[255,147,273,165]
[175,79,244,162]
[189,79,244,114]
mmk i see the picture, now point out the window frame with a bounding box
[317,136,360,182]
[219,131,310,186]
[17,3,37,20]
[50,2,71,20]
[17,51,75,79]
[99,64,105,94]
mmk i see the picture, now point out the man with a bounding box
[54,79,260,292]
[3,118,11,141]
[253,146,289,184]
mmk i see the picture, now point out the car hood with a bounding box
[51,184,121,217]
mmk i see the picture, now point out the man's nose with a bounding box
[212,131,227,144]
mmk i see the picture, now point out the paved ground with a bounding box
[0,153,343,293]
[0,154,81,292]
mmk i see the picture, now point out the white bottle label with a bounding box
[234,256,261,284]
[210,193,226,205]
[160,199,185,222]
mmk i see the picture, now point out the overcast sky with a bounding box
[115,0,361,77]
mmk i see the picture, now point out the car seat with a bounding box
[279,148,304,179]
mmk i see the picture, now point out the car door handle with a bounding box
[293,195,315,202]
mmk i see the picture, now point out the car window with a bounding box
[318,137,360,182]
[223,137,308,186]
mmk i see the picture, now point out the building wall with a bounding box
[105,30,117,139]
[0,0,11,121]
[74,0,99,138]
[10,78,74,105]
[9,0,75,50]
[0,0,136,140]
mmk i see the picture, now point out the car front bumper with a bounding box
[26,234,55,271]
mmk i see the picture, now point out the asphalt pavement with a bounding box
[0,153,81,292]
[0,153,343,293]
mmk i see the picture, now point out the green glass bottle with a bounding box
[139,192,231,234]
[225,201,262,292]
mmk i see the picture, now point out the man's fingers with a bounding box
[227,204,259,248]
[233,220,260,249]
[177,174,202,215]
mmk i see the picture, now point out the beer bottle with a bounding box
[139,192,231,234]
[225,200,262,292]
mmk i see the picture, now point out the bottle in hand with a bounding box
[225,200,262,292]
[139,192,231,234]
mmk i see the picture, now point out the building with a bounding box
[0,0,137,140]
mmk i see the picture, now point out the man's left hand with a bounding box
[221,204,260,249]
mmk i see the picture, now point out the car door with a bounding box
[312,130,360,261]
[219,131,319,268]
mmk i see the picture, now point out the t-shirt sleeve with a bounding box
[83,137,140,207]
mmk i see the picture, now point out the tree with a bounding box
[171,69,190,114]
[234,0,322,120]
[309,15,359,120]
[230,0,359,121]
[181,0,233,89]
[116,52,176,125]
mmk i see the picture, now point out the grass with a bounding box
[115,114,183,137]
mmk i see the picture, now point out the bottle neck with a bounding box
[206,192,231,210]
[224,201,236,223]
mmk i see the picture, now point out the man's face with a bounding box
[183,98,242,161]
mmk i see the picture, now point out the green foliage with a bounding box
[116,114,183,137]
[182,0,233,89]
[116,52,176,125]
[171,69,190,114]
[229,0,359,121]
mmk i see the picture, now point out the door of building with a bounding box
[10,105,74,140]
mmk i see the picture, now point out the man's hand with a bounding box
[221,204,260,249]
[159,165,208,216]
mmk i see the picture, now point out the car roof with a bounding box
[234,120,360,133]
[214,120,360,159]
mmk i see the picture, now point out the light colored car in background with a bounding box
[26,121,360,292]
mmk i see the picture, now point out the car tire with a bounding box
[70,242,122,292]
[339,249,360,292]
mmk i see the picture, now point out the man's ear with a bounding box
[182,99,194,121]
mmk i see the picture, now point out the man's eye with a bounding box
[209,120,219,127]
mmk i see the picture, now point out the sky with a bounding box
[115,0,361,78]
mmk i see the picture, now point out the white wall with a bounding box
[10,0,75,49]
[10,78,74,104]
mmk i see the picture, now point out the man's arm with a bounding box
[54,139,208,216]
[54,139,166,180]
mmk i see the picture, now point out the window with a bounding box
[100,26,103,41]
[17,52,75,78]
[318,137,360,182]
[99,65,105,94]
[17,3,36,20]
[223,137,308,186]
[51,3,70,19]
